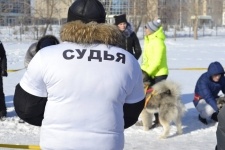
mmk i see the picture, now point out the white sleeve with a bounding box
[20,53,47,97]
[125,63,145,104]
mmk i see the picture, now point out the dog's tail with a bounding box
[152,80,186,115]
[152,80,181,99]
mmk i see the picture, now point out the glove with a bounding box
[211,111,219,122]
[2,70,8,77]
[142,71,150,82]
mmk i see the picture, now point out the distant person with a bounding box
[24,35,59,68]
[216,104,225,150]
[193,61,225,125]
[0,40,7,119]
[13,0,145,149]
[141,18,168,128]
[114,14,142,60]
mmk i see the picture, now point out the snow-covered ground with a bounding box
[1,28,225,149]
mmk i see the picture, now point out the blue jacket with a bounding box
[194,61,225,111]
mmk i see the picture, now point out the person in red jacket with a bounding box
[0,41,7,119]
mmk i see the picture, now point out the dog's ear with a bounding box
[159,90,171,97]
[165,90,171,95]
[221,95,225,100]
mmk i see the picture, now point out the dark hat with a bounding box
[146,19,161,32]
[67,0,106,23]
[114,14,127,25]
[36,35,60,52]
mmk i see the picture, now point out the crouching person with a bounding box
[193,61,225,125]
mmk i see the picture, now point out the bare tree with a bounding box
[146,0,158,22]
[105,0,112,18]
[43,0,57,36]
[32,0,59,38]
[131,0,146,33]
[211,0,223,26]
[193,0,199,40]
[0,0,16,25]
[61,0,73,7]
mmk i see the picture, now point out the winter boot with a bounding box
[18,118,25,123]
[198,115,207,125]
[0,109,6,119]
[211,112,218,122]
[150,113,161,129]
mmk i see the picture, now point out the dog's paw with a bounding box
[158,135,167,139]
[143,126,150,131]
[176,129,183,135]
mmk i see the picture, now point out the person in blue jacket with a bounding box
[193,61,225,125]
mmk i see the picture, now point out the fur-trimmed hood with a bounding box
[60,20,123,47]
[122,23,133,38]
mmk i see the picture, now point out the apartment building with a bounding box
[32,0,72,25]
[32,0,151,25]
[0,0,31,26]
[0,0,224,27]
[101,0,150,24]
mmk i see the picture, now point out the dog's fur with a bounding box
[217,96,225,110]
[140,80,186,139]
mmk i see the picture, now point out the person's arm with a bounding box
[140,36,150,74]
[216,105,225,150]
[220,77,225,94]
[124,61,145,129]
[145,39,165,75]
[14,84,47,126]
[0,41,7,76]
[123,98,145,128]
[14,52,48,126]
[198,78,219,111]
[1,55,7,76]
[132,33,142,60]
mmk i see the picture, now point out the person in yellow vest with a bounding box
[141,18,169,128]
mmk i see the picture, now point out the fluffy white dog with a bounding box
[140,80,186,139]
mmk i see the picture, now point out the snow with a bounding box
[1,29,225,149]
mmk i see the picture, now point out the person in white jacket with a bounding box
[13,0,145,149]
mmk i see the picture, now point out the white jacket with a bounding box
[19,21,145,150]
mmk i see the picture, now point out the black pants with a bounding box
[152,75,168,118]
[146,74,168,124]
[142,70,168,86]
[0,75,6,111]
[149,75,168,86]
